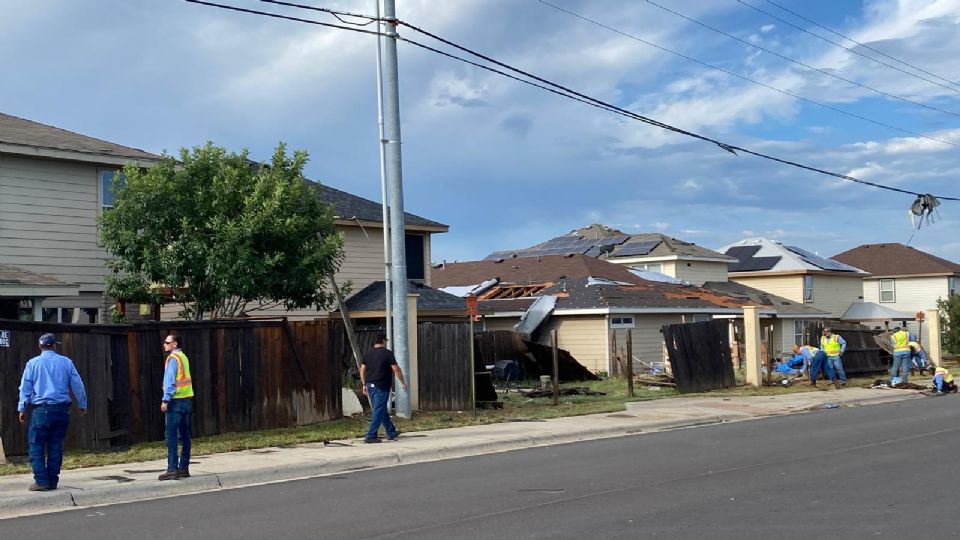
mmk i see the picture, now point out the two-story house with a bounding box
[832,243,960,346]
[485,224,736,285]
[716,237,868,354]
[0,112,448,322]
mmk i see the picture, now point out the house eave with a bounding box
[334,218,448,233]
[0,142,159,166]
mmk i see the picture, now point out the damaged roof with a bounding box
[344,280,466,312]
[431,254,640,288]
[0,112,161,162]
[702,281,827,317]
[484,223,734,262]
[832,243,960,277]
[544,277,753,313]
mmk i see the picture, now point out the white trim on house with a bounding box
[0,284,80,297]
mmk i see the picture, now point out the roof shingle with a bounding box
[0,112,160,162]
[832,243,960,276]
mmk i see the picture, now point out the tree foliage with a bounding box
[100,142,343,320]
[938,294,960,355]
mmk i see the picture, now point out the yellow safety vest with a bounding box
[821,335,841,356]
[893,330,910,353]
[934,366,954,384]
[168,351,194,399]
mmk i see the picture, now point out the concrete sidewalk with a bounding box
[0,387,923,519]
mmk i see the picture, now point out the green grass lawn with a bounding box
[0,373,917,476]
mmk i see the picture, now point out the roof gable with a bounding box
[719,237,865,274]
[319,184,447,229]
[832,243,960,276]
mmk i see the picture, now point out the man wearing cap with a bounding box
[820,327,847,389]
[360,334,407,443]
[17,333,87,492]
[159,334,193,481]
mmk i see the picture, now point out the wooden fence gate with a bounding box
[662,320,736,393]
[800,321,886,374]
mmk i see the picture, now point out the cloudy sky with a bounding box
[3,0,959,263]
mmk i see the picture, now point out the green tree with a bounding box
[100,142,343,320]
[938,294,960,354]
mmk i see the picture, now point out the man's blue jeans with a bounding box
[365,384,398,441]
[165,398,192,472]
[28,404,71,488]
[809,351,829,383]
[827,355,846,382]
[891,351,912,384]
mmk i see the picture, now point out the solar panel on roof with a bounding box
[597,235,630,247]
[613,240,660,257]
[729,256,780,272]
[725,245,761,261]
[785,246,858,272]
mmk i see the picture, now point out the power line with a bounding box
[736,0,960,96]
[257,0,378,25]
[639,0,960,119]
[535,0,959,148]
[184,0,960,202]
[766,0,960,90]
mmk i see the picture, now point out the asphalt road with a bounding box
[2,397,957,539]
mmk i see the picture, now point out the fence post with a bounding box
[406,293,420,412]
[552,330,559,406]
[626,329,634,398]
[927,309,942,367]
[0,424,5,464]
[743,306,763,386]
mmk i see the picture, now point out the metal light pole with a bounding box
[382,0,410,418]
[374,0,392,346]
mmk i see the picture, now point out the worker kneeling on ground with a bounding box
[932,365,957,396]
[792,344,828,387]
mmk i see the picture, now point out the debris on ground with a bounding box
[869,379,929,390]
[522,387,607,398]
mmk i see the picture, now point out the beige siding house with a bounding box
[0,112,161,322]
[833,243,960,347]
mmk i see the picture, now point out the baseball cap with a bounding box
[39,333,58,346]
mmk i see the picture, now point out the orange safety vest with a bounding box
[167,350,194,399]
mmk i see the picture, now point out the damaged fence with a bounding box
[800,321,886,374]
[473,330,598,382]
[662,320,736,393]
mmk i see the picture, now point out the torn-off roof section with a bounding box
[318,184,447,229]
[543,277,754,312]
[0,112,160,162]
[702,281,827,317]
[719,237,867,274]
[832,243,960,277]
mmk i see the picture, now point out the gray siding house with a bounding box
[0,112,161,322]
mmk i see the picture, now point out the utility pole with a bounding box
[382,0,411,418]
[374,0,392,346]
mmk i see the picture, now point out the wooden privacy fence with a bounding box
[0,318,342,456]
[417,322,472,411]
[800,321,886,374]
[662,320,736,393]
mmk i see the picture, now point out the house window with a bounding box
[611,316,635,329]
[950,276,957,296]
[405,233,425,281]
[633,263,663,273]
[100,170,126,209]
[803,275,814,303]
[794,320,805,346]
[879,279,896,303]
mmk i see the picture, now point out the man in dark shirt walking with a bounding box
[360,334,407,443]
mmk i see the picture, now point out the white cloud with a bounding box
[761,24,776,33]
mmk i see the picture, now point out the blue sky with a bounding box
[3,0,959,263]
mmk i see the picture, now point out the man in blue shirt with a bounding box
[18,333,87,492]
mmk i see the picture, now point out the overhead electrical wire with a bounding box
[535,0,958,148]
[735,0,960,96]
[765,0,960,90]
[639,0,960,119]
[185,0,959,202]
